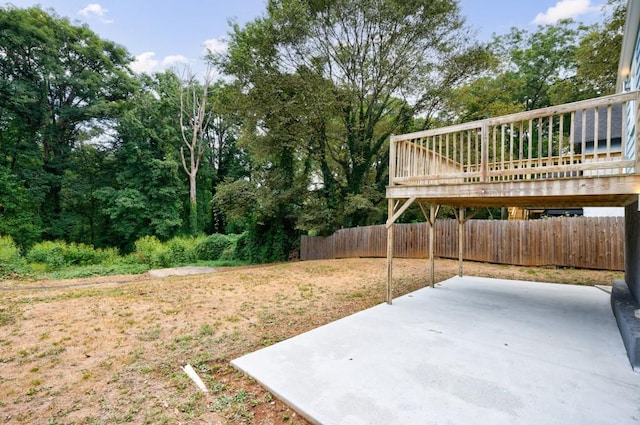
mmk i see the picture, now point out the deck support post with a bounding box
[386,198,394,305]
[457,207,465,277]
[452,207,480,278]
[385,197,417,304]
[428,204,439,288]
[419,202,440,288]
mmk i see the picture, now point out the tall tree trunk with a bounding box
[179,66,212,236]
[189,171,197,235]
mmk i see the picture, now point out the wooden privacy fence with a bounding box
[300,217,624,270]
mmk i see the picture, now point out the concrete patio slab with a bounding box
[232,276,640,425]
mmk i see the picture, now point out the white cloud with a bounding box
[162,55,190,67]
[78,3,113,24]
[532,0,603,24]
[203,38,228,54]
[79,3,106,17]
[130,52,160,74]
[130,52,192,74]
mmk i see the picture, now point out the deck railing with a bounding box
[390,91,640,186]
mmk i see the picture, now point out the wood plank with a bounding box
[386,175,640,207]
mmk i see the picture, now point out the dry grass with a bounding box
[0,258,622,424]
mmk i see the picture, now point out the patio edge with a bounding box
[611,279,640,371]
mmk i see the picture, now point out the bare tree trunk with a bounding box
[179,65,213,235]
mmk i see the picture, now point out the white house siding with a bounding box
[583,207,624,217]
[624,24,640,162]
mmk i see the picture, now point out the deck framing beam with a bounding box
[386,175,640,209]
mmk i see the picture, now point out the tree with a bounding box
[178,67,213,235]
[444,70,526,123]
[449,2,624,125]
[0,6,134,239]
[59,143,111,246]
[95,72,184,251]
[491,19,587,110]
[218,0,485,239]
[204,82,251,233]
[575,0,625,97]
[0,166,41,248]
[210,69,327,259]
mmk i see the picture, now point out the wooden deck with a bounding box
[384,91,640,303]
[387,91,640,209]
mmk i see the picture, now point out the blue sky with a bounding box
[1,0,610,75]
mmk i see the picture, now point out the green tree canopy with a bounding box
[96,72,184,251]
[215,0,488,247]
[575,0,625,97]
[0,6,134,238]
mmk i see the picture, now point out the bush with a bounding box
[26,240,117,270]
[195,234,233,261]
[0,235,21,263]
[0,235,24,278]
[46,262,150,280]
[63,243,118,266]
[167,236,201,265]
[233,232,251,262]
[219,237,238,260]
[241,220,295,263]
[134,236,171,268]
[27,241,66,269]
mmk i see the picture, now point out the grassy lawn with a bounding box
[0,258,623,424]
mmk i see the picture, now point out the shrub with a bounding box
[241,221,294,263]
[167,236,200,265]
[27,241,66,270]
[0,235,24,278]
[63,243,118,266]
[46,262,149,280]
[0,235,21,263]
[26,240,117,270]
[220,241,236,260]
[233,232,251,262]
[134,236,171,268]
[195,234,233,261]
[215,234,239,261]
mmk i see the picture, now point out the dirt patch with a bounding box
[0,258,622,424]
[147,266,218,278]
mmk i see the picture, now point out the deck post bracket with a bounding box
[386,197,417,229]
